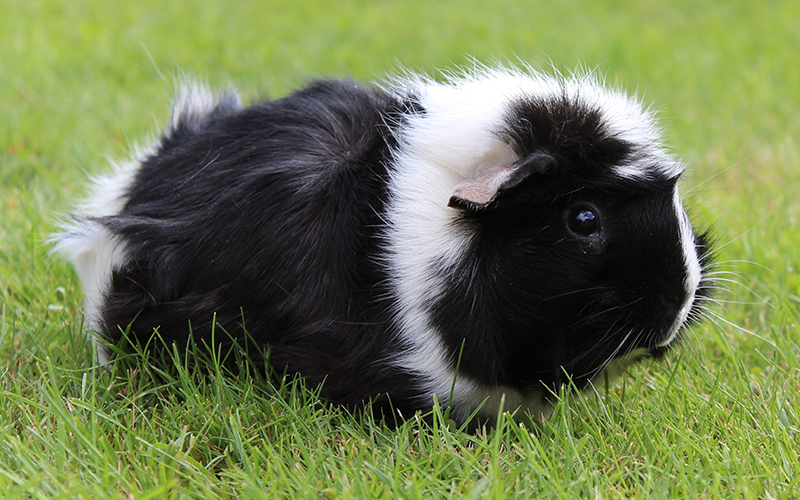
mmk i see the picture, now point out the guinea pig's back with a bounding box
[55,81,411,380]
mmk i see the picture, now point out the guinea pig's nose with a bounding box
[660,286,688,314]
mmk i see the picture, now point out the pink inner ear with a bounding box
[448,165,515,208]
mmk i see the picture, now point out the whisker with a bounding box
[538,285,616,303]
[704,298,763,306]
[704,309,777,348]
[683,159,747,196]
[702,278,771,305]
[706,276,750,285]
[702,270,750,281]
[581,328,639,380]
[704,222,771,258]
[708,259,772,272]
[566,325,623,366]
[551,297,645,335]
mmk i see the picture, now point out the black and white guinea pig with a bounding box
[55,66,712,424]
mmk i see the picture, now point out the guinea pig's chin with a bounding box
[648,345,670,359]
[647,326,683,357]
[596,348,652,382]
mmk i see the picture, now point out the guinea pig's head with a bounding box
[444,85,713,393]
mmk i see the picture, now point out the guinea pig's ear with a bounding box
[448,152,556,211]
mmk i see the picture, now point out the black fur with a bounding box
[61,73,712,424]
[99,81,426,415]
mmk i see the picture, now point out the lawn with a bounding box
[1,0,798,498]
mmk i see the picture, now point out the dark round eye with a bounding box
[567,205,600,236]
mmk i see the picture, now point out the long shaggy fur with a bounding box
[54,66,712,424]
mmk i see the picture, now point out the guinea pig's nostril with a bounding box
[660,288,687,313]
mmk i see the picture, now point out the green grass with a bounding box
[1,0,799,497]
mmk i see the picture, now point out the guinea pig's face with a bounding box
[540,184,706,376]
[465,165,711,390]
[443,92,711,391]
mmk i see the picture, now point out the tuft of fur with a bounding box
[54,67,712,425]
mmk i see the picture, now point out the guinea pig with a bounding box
[54,66,712,424]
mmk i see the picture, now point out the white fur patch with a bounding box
[53,221,129,364]
[167,80,242,138]
[383,71,524,420]
[569,80,680,181]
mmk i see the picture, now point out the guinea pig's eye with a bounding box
[567,205,601,236]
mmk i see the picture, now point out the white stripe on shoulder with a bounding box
[383,70,530,416]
